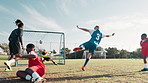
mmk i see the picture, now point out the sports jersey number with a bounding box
[96,34,100,40]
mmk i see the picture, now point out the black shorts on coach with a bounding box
[9,42,20,55]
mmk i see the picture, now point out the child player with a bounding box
[16,43,46,83]
[41,51,57,65]
[4,19,24,71]
[73,25,115,71]
[140,33,148,71]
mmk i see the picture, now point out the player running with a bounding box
[140,33,148,71]
[4,19,24,71]
[16,44,46,83]
[73,25,115,71]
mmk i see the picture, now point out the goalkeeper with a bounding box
[41,51,57,65]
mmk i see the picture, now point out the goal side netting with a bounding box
[16,30,66,65]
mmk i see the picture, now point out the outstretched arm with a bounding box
[16,54,37,59]
[77,25,90,32]
[104,33,115,37]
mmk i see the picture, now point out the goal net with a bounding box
[82,50,106,59]
[17,30,65,65]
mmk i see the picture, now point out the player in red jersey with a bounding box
[140,33,148,71]
[16,44,46,82]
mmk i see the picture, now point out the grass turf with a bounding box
[0,57,147,83]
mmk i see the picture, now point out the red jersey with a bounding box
[28,51,45,69]
[140,38,148,56]
[27,51,46,77]
[140,38,148,48]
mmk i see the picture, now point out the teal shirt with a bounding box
[89,29,103,46]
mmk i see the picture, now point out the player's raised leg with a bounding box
[73,47,84,51]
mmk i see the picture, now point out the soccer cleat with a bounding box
[73,47,83,51]
[4,67,12,71]
[53,62,58,65]
[140,68,148,71]
[31,78,36,83]
[33,78,46,83]
[4,61,12,70]
[82,66,86,71]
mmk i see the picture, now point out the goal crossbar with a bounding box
[24,30,64,35]
[15,29,66,66]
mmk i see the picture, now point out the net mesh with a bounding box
[18,30,65,65]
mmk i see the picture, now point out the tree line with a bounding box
[105,47,141,59]
[66,47,142,59]
[0,43,142,59]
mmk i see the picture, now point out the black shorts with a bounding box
[43,57,51,61]
[9,42,20,55]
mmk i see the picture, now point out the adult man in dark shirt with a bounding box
[4,19,24,71]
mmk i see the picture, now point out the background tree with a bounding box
[96,46,103,51]
[119,49,130,58]
[105,47,119,58]
[129,48,142,58]
[0,43,9,54]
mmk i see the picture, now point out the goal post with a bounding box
[15,29,66,66]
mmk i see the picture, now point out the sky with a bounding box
[0,0,148,52]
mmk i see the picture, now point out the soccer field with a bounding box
[0,59,147,83]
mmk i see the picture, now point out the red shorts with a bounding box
[31,65,46,77]
[142,47,148,56]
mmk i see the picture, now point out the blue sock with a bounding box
[83,58,89,67]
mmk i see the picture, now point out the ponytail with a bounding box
[15,19,24,28]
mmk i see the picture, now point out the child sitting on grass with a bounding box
[16,44,46,83]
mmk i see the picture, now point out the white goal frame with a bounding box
[15,29,66,66]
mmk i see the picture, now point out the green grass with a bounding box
[0,55,9,60]
[0,59,147,83]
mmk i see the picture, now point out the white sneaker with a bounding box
[4,61,12,70]
[4,67,12,71]
[33,78,46,83]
